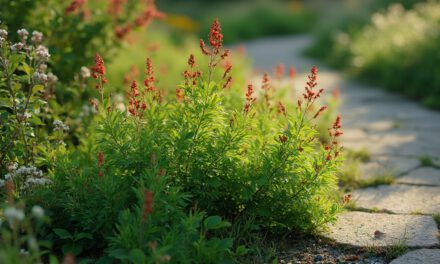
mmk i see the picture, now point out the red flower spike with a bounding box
[289,66,296,79]
[243,83,256,114]
[313,106,328,119]
[144,58,156,92]
[98,152,104,167]
[188,54,196,68]
[278,101,286,116]
[142,190,154,222]
[262,73,270,91]
[222,76,232,89]
[223,65,232,79]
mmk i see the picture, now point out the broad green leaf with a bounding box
[53,228,72,239]
[76,232,93,240]
[204,216,231,230]
[129,248,146,264]
[32,84,45,94]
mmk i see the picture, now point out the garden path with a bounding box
[243,35,440,263]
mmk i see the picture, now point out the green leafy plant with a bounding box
[2,18,343,262]
[53,228,93,256]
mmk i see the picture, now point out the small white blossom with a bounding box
[17,111,32,120]
[80,66,91,78]
[53,120,70,132]
[0,29,7,38]
[7,162,18,172]
[38,63,47,72]
[35,45,50,62]
[31,31,43,44]
[4,207,25,225]
[11,42,25,51]
[32,71,48,83]
[17,28,29,42]
[31,205,44,219]
[20,248,29,256]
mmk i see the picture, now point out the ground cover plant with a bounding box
[0,6,345,262]
[307,0,440,108]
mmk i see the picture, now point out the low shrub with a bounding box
[2,19,343,262]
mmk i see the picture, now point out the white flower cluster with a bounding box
[4,165,52,191]
[31,31,43,44]
[2,205,44,228]
[17,28,29,42]
[53,120,70,132]
[35,45,50,62]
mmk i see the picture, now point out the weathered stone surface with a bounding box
[390,249,440,264]
[353,185,440,214]
[325,212,439,248]
[359,157,420,179]
[397,167,440,186]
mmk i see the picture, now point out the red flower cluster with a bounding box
[274,64,285,80]
[243,84,256,114]
[97,151,104,177]
[127,80,146,117]
[65,0,85,15]
[183,54,202,86]
[144,58,156,92]
[289,66,296,79]
[98,152,104,167]
[209,18,223,53]
[278,101,286,116]
[303,66,324,101]
[142,190,154,222]
[114,0,165,39]
[199,19,229,59]
[325,115,343,160]
[90,53,107,90]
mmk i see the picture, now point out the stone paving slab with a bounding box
[390,249,440,264]
[397,167,440,186]
[358,157,420,179]
[353,185,440,214]
[325,212,439,248]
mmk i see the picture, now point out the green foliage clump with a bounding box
[307,0,440,108]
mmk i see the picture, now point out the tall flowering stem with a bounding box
[243,84,256,115]
[199,19,230,84]
[90,53,107,103]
